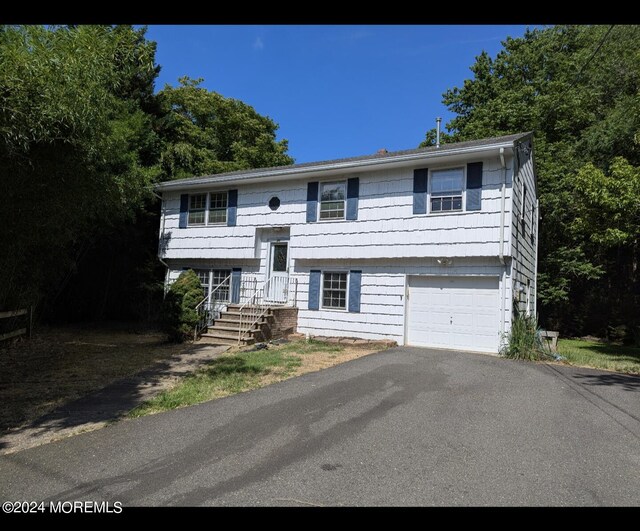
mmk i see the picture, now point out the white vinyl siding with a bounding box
[161,158,511,263]
[293,258,509,345]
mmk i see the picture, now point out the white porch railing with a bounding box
[265,275,290,304]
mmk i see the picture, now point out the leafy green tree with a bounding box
[423,25,640,338]
[0,25,160,311]
[156,77,293,180]
[161,270,204,342]
[0,26,294,325]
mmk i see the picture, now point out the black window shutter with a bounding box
[348,270,362,313]
[413,169,428,215]
[179,194,189,228]
[306,182,319,223]
[308,270,321,310]
[227,189,238,226]
[346,177,359,220]
[231,268,241,303]
[466,162,483,211]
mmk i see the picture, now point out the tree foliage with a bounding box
[425,25,640,339]
[156,77,293,180]
[0,25,293,321]
[161,269,204,342]
[0,25,159,310]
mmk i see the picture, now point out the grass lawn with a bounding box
[557,338,640,375]
[0,324,186,433]
[129,339,385,418]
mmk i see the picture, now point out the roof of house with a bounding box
[155,132,531,191]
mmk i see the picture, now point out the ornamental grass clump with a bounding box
[500,314,550,361]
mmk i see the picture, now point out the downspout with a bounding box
[534,198,539,319]
[150,189,168,267]
[499,147,506,266]
[150,189,170,293]
[499,147,507,338]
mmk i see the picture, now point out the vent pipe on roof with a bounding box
[436,117,442,148]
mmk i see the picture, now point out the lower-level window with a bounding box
[193,269,231,301]
[211,269,231,301]
[195,270,210,298]
[322,272,347,309]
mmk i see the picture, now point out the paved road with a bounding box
[1,347,639,506]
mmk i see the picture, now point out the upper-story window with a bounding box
[430,168,463,213]
[209,192,228,224]
[188,194,207,225]
[319,181,346,220]
[188,192,228,226]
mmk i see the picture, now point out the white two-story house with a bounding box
[155,132,537,353]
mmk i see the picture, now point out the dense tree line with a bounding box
[0,25,292,322]
[422,25,639,342]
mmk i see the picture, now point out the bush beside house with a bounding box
[161,270,204,342]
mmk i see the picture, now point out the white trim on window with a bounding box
[187,191,229,227]
[320,270,349,311]
[208,191,228,225]
[318,181,347,221]
[188,193,207,226]
[193,268,231,301]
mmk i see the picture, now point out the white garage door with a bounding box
[407,276,500,353]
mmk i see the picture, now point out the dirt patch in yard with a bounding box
[130,337,394,418]
[0,323,187,434]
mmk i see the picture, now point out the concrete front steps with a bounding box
[199,304,274,346]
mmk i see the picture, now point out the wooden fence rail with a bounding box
[0,306,33,342]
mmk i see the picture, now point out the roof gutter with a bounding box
[155,141,517,191]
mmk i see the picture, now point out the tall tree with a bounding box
[422,25,640,340]
[0,25,160,311]
[156,77,293,181]
[0,26,295,323]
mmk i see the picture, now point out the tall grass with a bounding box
[500,315,550,361]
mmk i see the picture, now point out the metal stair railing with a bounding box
[193,273,231,340]
[237,277,276,345]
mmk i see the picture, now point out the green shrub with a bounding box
[161,270,205,342]
[500,315,550,361]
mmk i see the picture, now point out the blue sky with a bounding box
[145,25,534,163]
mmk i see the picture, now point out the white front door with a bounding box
[267,242,289,303]
[407,276,500,353]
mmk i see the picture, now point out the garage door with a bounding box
[407,276,500,353]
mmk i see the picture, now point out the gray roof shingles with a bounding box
[157,132,530,189]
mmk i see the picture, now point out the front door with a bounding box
[267,242,289,303]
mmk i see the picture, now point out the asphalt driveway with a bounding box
[1,347,639,506]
